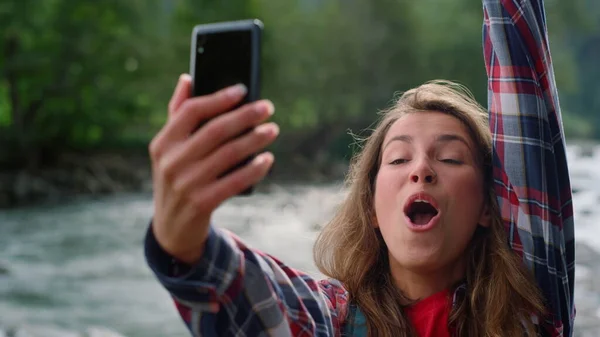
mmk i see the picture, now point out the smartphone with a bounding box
[190,19,263,195]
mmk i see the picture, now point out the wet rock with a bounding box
[579,144,596,158]
[14,173,59,202]
[0,261,9,276]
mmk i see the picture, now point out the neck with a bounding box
[389,257,465,302]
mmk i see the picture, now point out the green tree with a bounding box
[0,0,160,168]
[0,0,597,176]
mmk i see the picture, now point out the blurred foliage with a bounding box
[0,0,598,169]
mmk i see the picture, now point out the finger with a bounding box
[181,99,274,163]
[150,75,194,160]
[157,100,273,180]
[193,152,274,210]
[162,84,248,143]
[201,122,279,180]
[172,122,279,194]
[168,74,192,119]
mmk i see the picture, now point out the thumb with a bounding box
[168,74,192,119]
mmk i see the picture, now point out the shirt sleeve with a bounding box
[144,222,345,336]
[482,0,575,336]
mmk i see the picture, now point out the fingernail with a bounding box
[254,152,273,165]
[256,101,275,116]
[265,101,275,115]
[256,123,279,136]
[226,84,247,97]
[180,74,191,82]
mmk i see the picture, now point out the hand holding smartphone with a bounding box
[190,19,264,195]
[149,19,275,265]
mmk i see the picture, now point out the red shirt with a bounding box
[404,289,452,337]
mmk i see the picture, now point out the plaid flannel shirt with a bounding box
[483,0,574,335]
[144,0,575,335]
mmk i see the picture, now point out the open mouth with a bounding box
[404,194,439,226]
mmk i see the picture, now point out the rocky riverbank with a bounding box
[0,151,348,209]
[0,153,153,209]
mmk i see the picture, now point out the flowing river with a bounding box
[1,143,599,337]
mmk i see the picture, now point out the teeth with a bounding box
[415,199,430,204]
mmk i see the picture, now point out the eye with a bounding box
[440,159,462,165]
[389,159,408,165]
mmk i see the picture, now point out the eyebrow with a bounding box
[382,133,471,151]
[435,134,472,149]
[382,135,412,150]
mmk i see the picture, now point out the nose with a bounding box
[410,158,437,184]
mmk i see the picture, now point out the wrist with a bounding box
[151,221,209,266]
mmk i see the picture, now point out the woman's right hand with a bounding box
[149,74,278,265]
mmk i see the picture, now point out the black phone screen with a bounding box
[192,30,252,104]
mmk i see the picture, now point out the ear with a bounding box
[478,203,492,228]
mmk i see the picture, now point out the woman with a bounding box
[144,0,575,336]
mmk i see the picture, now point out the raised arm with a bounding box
[482,0,575,335]
[145,75,347,336]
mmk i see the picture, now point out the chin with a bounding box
[392,250,446,273]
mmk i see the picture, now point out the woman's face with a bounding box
[374,111,490,278]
